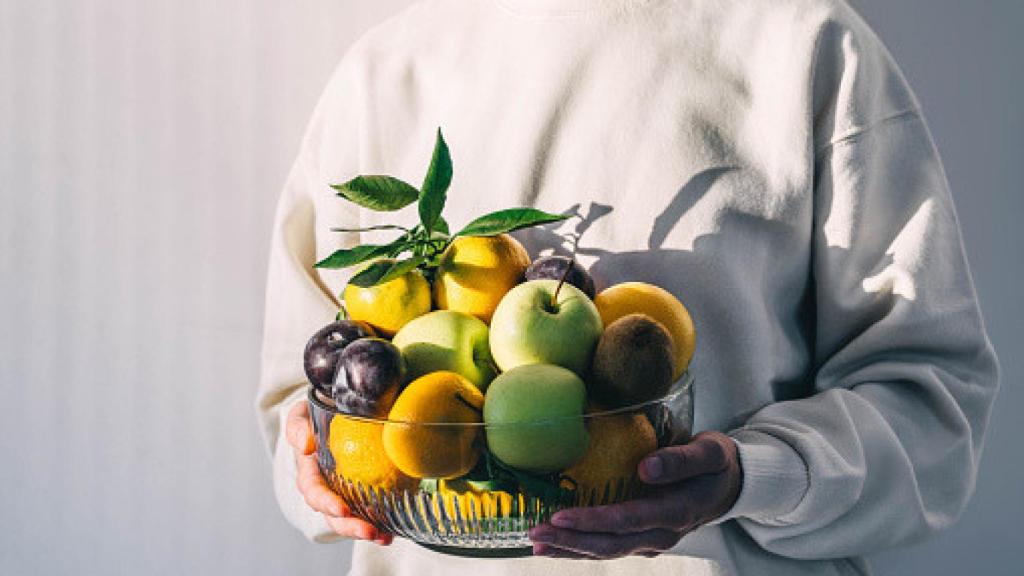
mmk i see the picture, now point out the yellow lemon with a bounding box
[434,479,522,523]
[562,412,657,503]
[434,234,531,324]
[328,415,417,492]
[383,371,484,479]
[342,262,431,337]
[593,282,696,379]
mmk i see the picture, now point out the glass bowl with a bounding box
[308,372,694,557]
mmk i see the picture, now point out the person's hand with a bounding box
[285,400,393,545]
[529,431,742,559]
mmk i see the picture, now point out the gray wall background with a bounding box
[0,1,1019,575]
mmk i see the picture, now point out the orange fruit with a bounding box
[382,371,484,479]
[593,282,696,379]
[433,234,531,323]
[562,411,657,503]
[328,415,417,491]
[342,262,431,337]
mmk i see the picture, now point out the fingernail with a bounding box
[644,456,663,480]
[550,514,575,529]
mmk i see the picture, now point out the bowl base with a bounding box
[415,542,533,559]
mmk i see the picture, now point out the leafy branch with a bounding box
[314,128,569,287]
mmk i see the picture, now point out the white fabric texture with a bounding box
[255,0,999,574]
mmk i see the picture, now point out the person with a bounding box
[256,0,1000,574]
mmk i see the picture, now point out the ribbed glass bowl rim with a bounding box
[308,370,693,428]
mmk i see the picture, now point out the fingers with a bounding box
[532,433,738,559]
[639,431,732,485]
[325,515,391,544]
[296,453,394,544]
[295,451,348,518]
[296,454,393,544]
[530,524,680,559]
[288,401,392,545]
[549,493,692,534]
[286,401,316,455]
[531,543,596,559]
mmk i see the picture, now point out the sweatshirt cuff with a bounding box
[711,429,809,525]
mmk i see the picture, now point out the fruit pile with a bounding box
[303,130,695,504]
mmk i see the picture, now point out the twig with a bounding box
[331,224,410,234]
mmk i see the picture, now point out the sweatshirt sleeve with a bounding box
[719,5,1000,559]
[255,51,366,543]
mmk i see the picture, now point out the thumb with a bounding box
[639,432,732,485]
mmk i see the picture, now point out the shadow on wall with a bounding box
[517,165,914,411]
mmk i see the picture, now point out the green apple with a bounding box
[489,279,602,377]
[392,310,498,390]
[484,364,590,473]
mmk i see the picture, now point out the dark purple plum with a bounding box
[525,255,596,299]
[334,338,406,416]
[303,320,376,395]
[333,386,386,418]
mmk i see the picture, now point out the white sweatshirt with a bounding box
[256,1,1000,574]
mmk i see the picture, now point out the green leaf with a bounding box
[348,256,425,287]
[331,175,419,211]
[379,256,426,283]
[465,478,511,493]
[383,233,417,258]
[348,260,396,287]
[418,128,453,234]
[483,450,573,504]
[314,244,390,269]
[433,216,450,236]
[455,208,569,237]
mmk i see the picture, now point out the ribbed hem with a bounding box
[710,429,809,525]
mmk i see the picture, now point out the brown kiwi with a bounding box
[589,313,676,408]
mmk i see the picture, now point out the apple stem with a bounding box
[552,258,575,308]
[454,393,482,415]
